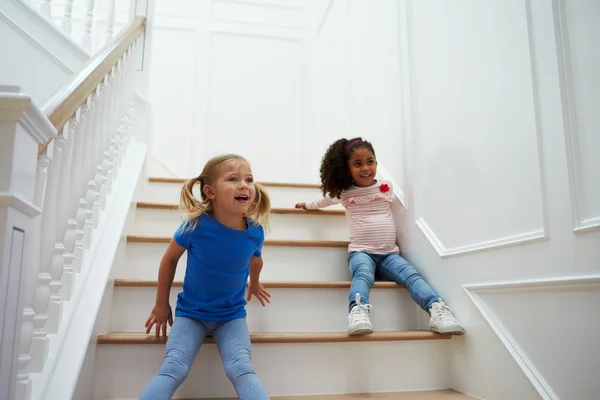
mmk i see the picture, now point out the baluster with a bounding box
[106,68,120,184]
[106,0,116,45]
[113,60,126,167]
[108,66,122,180]
[101,75,116,195]
[58,118,78,300]
[82,0,96,51]
[15,307,34,400]
[30,148,51,372]
[71,107,87,274]
[96,79,110,208]
[40,0,52,19]
[82,96,96,250]
[47,133,67,334]
[121,47,134,148]
[90,87,103,227]
[61,0,74,35]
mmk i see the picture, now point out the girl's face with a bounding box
[347,147,377,187]
[204,160,256,216]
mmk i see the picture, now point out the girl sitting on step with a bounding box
[140,154,271,400]
[295,138,464,337]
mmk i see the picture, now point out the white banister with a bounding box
[22,0,138,53]
[0,86,56,400]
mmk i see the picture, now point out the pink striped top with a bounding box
[306,180,399,254]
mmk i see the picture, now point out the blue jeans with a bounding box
[139,316,268,400]
[348,251,440,313]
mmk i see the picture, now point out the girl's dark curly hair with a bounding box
[319,137,376,199]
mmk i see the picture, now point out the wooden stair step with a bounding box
[176,389,476,399]
[98,331,451,345]
[126,235,349,248]
[136,202,344,216]
[114,279,403,289]
[149,177,320,189]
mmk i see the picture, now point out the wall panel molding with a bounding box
[552,0,600,235]
[403,0,549,258]
[464,275,600,400]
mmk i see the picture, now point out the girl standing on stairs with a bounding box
[140,154,272,400]
[295,138,464,337]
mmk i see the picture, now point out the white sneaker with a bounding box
[348,293,373,336]
[429,299,464,335]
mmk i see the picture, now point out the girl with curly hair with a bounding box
[295,138,464,336]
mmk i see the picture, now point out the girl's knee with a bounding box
[158,358,190,384]
[224,352,255,382]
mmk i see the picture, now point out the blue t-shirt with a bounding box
[173,212,264,322]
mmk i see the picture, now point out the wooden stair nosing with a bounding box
[175,389,475,400]
[113,279,403,290]
[126,236,349,248]
[149,177,320,189]
[97,331,451,345]
[135,202,345,216]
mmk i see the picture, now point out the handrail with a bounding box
[38,16,146,155]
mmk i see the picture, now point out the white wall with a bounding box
[139,1,599,398]
[391,1,599,399]
[0,0,89,105]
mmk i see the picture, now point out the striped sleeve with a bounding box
[305,196,342,209]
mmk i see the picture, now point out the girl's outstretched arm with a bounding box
[295,196,342,210]
[247,255,271,306]
[145,239,185,338]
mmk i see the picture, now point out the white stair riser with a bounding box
[131,208,349,241]
[117,243,352,282]
[143,182,343,210]
[110,287,419,333]
[94,341,450,399]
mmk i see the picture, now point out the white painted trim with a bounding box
[463,275,600,400]
[0,193,42,217]
[573,216,600,234]
[315,0,333,36]
[524,0,551,238]
[211,0,303,29]
[213,0,302,9]
[376,163,406,208]
[30,142,147,400]
[463,274,600,292]
[401,0,549,259]
[0,89,57,141]
[0,0,89,71]
[551,0,600,234]
[210,26,302,41]
[417,218,547,259]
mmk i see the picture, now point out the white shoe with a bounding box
[429,298,464,335]
[348,293,373,336]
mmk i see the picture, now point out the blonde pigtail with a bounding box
[179,177,209,232]
[248,182,271,233]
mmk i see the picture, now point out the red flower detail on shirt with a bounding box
[380,183,390,192]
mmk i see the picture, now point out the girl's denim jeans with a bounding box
[348,251,440,312]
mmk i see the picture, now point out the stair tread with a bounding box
[149,177,320,189]
[126,236,349,247]
[113,279,403,289]
[98,331,450,344]
[136,202,345,215]
[177,389,475,399]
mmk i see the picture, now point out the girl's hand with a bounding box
[295,202,307,209]
[246,281,271,307]
[145,302,173,338]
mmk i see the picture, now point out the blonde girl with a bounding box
[140,154,271,400]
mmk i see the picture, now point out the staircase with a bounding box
[91,178,474,399]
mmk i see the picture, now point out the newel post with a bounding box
[0,86,56,400]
